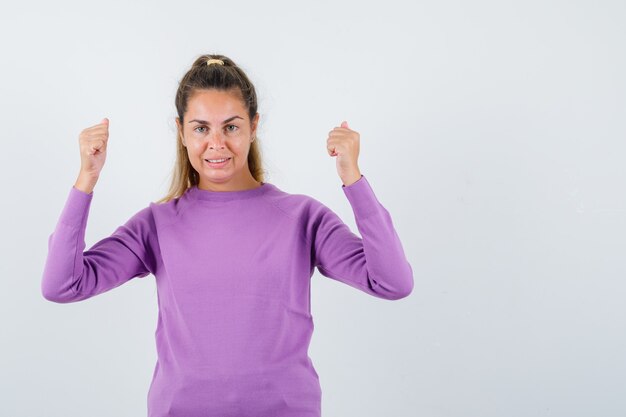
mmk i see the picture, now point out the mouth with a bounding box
[204,157,232,167]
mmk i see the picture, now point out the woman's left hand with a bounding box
[327,121,362,186]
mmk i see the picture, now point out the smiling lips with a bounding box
[205,157,231,167]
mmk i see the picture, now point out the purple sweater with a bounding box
[41,174,413,417]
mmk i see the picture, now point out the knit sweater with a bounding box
[41,174,414,417]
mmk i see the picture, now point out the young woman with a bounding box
[41,54,414,417]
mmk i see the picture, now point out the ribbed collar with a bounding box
[186,182,274,202]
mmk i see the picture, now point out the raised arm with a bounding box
[42,118,159,303]
[310,175,414,300]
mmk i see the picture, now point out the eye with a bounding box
[194,126,207,133]
[226,124,239,132]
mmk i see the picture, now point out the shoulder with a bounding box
[261,185,340,246]
[115,203,156,238]
[262,184,331,223]
[147,191,193,227]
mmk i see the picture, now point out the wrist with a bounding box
[74,173,98,194]
[341,171,362,187]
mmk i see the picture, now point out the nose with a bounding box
[207,131,226,149]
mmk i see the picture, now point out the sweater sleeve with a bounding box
[310,174,414,300]
[41,186,158,303]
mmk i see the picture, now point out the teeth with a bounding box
[207,158,229,163]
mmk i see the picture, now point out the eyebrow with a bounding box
[188,116,244,124]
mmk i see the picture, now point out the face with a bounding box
[176,89,260,191]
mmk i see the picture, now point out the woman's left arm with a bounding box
[312,121,414,300]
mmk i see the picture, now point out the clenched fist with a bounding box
[327,120,362,186]
[73,118,109,194]
[78,118,109,178]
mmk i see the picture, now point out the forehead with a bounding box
[186,89,246,117]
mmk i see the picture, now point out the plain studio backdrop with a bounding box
[1,0,625,416]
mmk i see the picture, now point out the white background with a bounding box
[1,0,625,416]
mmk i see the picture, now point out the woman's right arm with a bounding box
[41,118,158,303]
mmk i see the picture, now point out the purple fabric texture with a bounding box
[41,174,414,417]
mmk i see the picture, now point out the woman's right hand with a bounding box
[73,118,109,194]
[78,118,109,178]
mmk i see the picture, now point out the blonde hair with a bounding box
[155,54,265,204]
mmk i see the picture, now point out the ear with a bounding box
[176,117,186,146]
[251,113,260,138]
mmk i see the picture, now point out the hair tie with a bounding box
[206,58,224,66]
